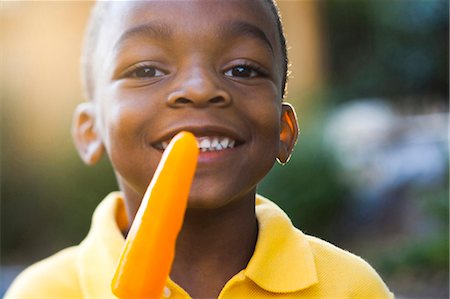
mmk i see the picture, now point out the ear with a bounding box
[277,102,299,164]
[72,102,105,165]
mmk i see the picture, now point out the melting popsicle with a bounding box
[111,131,199,299]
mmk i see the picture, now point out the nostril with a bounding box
[175,98,192,105]
[167,90,231,108]
[209,97,224,104]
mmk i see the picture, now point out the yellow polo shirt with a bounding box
[5,192,393,298]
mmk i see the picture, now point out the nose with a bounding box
[166,67,231,108]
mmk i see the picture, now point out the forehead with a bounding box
[98,0,279,55]
[108,0,274,27]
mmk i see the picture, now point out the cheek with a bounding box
[258,120,280,172]
[251,101,281,143]
[98,96,160,193]
[102,101,141,149]
[245,100,282,177]
[99,88,157,150]
[239,85,282,157]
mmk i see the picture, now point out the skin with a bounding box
[72,0,298,297]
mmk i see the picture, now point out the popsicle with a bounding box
[111,131,199,299]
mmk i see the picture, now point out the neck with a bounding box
[170,192,258,298]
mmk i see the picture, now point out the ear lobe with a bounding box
[277,102,299,164]
[72,102,104,165]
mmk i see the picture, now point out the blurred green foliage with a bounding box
[1,131,117,263]
[377,181,449,274]
[321,0,448,103]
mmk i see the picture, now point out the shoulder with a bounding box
[306,235,375,271]
[4,246,83,298]
[306,235,394,298]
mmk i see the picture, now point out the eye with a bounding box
[224,64,265,78]
[123,63,166,79]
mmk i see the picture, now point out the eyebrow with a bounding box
[114,22,174,51]
[113,20,274,55]
[221,20,274,55]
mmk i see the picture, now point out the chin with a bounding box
[186,194,229,210]
[186,184,256,212]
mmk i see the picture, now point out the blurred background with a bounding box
[1,0,448,297]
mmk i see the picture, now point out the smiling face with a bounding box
[73,0,298,217]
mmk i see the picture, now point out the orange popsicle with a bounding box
[111,131,199,299]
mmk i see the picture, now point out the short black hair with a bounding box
[81,0,288,101]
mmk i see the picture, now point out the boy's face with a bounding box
[74,0,297,213]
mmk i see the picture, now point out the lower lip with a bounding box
[196,147,237,164]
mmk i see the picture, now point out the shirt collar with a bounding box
[78,192,318,297]
[245,194,318,293]
[78,192,126,298]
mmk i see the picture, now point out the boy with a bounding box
[6,0,393,298]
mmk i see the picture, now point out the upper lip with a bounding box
[151,124,246,148]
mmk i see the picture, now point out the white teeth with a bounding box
[219,137,229,148]
[211,137,219,148]
[159,136,236,152]
[197,136,236,152]
[199,139,211,149]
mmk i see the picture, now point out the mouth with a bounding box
[152,127,245,153]
[155,136,236,152]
